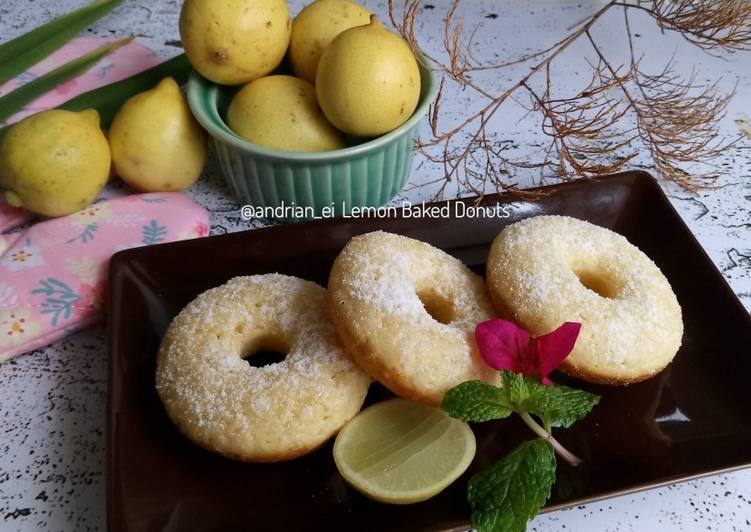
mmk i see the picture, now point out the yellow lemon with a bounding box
[0,109,110,217]
[108,77,207,192]
[316,16,421,137]
[227,75,345,152]
[180,0,291,85]
[290,0,371,84]
[333,398,476,504]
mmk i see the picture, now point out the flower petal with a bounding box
[475,319,531,372]
[534,322,582,384]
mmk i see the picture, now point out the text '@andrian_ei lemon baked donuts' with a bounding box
[328,231,497,406]
[486,215,683,385]
[156,274,371,462]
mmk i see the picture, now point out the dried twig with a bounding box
[388,0,749,197]
[619,0,751,53]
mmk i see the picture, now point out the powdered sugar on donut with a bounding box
[155,274,371,462]
[328,231,498,406]
[487,215,683,384]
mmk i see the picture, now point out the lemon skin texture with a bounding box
[180,0,291,85]
[108,77,207,192]
[316,17,421,137]
[290,0,371,83]
[0,109,110,217]
[228,75,345,152]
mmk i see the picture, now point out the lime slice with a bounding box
[333,398,476,504]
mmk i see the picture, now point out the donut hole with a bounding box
[573,268,619,299]
[416,289,455,325]
[242,334,289,368]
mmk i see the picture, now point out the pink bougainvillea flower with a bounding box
[475,319,582,385]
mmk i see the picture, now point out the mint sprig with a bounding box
[441,380,513,422]
[468,439,555,532]
[442,371,600,532]
[443,371,599,456]
[520,379,601,429]
[499,370,600,430]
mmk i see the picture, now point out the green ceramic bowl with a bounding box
[186,60,438,219]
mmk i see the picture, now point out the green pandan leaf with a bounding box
[0,37,131,124]
[0,0,124,85]
[57,53,192,128]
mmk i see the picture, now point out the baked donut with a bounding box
[156,274,371,462]
[328,231,497,406]
[486,215,683,385]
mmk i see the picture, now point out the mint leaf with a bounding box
[524,384,600,428]
[499,371,599,429]
[500,370,530,405]
[468,439,556,532]
[442,380,513,422]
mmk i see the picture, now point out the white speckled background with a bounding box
[0,1,749,531]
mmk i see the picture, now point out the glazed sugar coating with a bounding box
[486,215,683,384]
[328,231,498,406]
[156,274,371,462]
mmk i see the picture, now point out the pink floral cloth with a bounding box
[0,38,210,361]
[0,201,31,233]
[0,193,210,362]
[0,36,162,126]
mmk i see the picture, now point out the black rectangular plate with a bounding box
[107,171,751,532]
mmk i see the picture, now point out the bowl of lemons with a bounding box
[184,0,438,220]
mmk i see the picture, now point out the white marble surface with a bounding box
[0,1,750,531]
